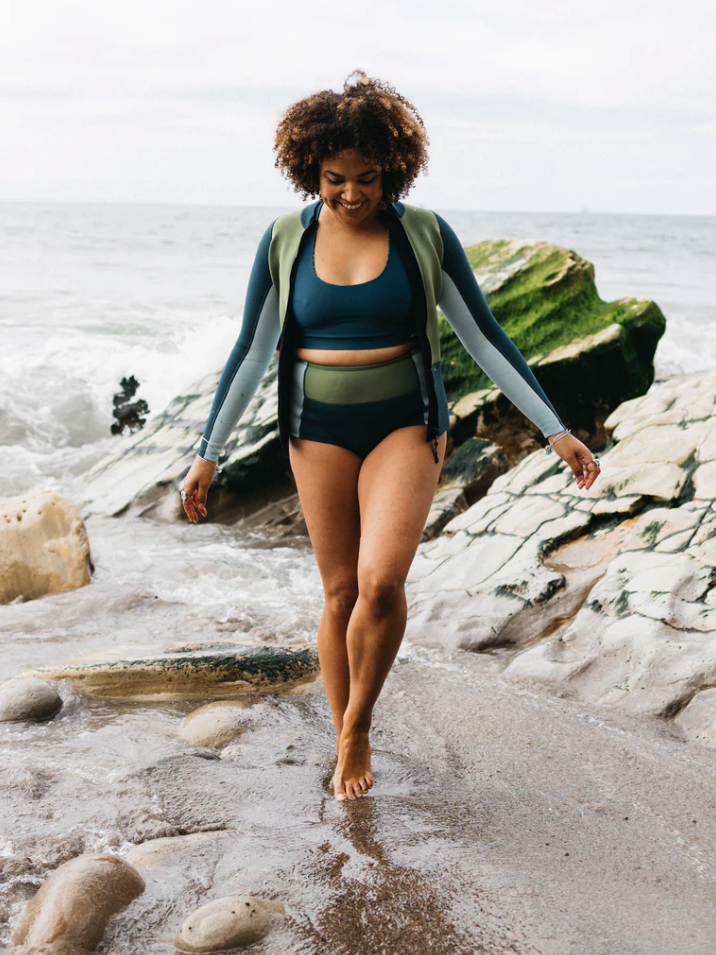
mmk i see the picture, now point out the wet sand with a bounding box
[2,516,716,953]
[3,648,716,953]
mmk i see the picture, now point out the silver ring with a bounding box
[180,489,187,501]
[586,457,601,470]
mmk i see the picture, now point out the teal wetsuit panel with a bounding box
[292,225,418,350]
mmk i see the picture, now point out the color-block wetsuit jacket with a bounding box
[198,199,567,464]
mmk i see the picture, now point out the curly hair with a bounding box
[273,70,430,204]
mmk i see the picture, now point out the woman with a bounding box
[180,70,601,802]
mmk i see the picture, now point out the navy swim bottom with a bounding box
[289,350,448,459]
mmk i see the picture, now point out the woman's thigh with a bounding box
[357,425,447,587]
[288,437,363,597]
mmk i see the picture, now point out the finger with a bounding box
[564,453,585,485]
[182,489,201,523]
[583,463,600,490]
[195,481,212,517]
[183,498,198,523]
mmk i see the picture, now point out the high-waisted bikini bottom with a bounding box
[289,350,447,459]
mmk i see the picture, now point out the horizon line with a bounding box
[0,197,714,219]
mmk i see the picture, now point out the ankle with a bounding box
[341,711,372,736]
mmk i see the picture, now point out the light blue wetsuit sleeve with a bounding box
[198,219,281,463]
[434,212,567,439]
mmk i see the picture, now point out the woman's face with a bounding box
[318,149,385,225]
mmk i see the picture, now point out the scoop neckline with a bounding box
[311,225,391,288]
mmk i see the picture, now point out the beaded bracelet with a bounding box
[545,428,571,454]
[197,454,223,474]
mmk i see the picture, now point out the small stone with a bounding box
[179,700,251,747]
[0,677,62,723]
[175,895,285,952]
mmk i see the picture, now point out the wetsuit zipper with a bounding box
[386,212,441,462]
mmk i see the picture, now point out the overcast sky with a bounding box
[2,0,714,214]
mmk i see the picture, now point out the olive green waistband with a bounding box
[303,351,421,405]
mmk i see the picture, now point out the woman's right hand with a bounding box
[181,455,218,523]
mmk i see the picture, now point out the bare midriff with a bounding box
[295,342,416,366]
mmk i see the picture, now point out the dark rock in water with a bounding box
[111,375,150,435]
[20,640,320,701]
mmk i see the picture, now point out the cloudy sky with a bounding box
[2,0,714,214]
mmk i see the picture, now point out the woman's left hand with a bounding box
[547,433,601,491]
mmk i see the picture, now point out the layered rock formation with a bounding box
[407,371,716,746]
[79,239,664,527]
[17,641,320,702]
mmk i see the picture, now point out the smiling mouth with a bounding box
[338,200,364,211]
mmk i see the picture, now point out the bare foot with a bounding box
[333,727,373,800]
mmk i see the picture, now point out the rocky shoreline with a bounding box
[4,233,715,954]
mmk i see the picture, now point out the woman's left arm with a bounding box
[434,212,600,490]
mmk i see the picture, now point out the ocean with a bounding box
[1,201,715,499]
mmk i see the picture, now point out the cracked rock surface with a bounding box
[407,371,716,745]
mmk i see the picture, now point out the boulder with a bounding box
[10,853,144,953]
[441,239,666,461]
[179,700,251,747]
[175,895,285,952]
[0,677,62,723]
[407,371,716,733]
[0,490,92,604]
[19,640,319,702]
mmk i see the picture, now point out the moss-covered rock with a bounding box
[440,239,666,451]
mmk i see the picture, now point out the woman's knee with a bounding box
[323,578,359,618]
[357,570,405,615]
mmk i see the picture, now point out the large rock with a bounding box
[441,239,666,458]
[19,640,320,702]
[407,371,716,738]
[0,490,92,604]
[10,852,144,953]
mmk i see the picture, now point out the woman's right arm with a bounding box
[182,218,281,522]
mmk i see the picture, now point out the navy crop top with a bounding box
[291,222,417,349]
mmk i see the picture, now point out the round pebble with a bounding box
[175,895,284,952]
[0,678,62,723]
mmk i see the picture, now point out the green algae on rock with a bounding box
[440,239,666,449]
[21,641,320,702]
